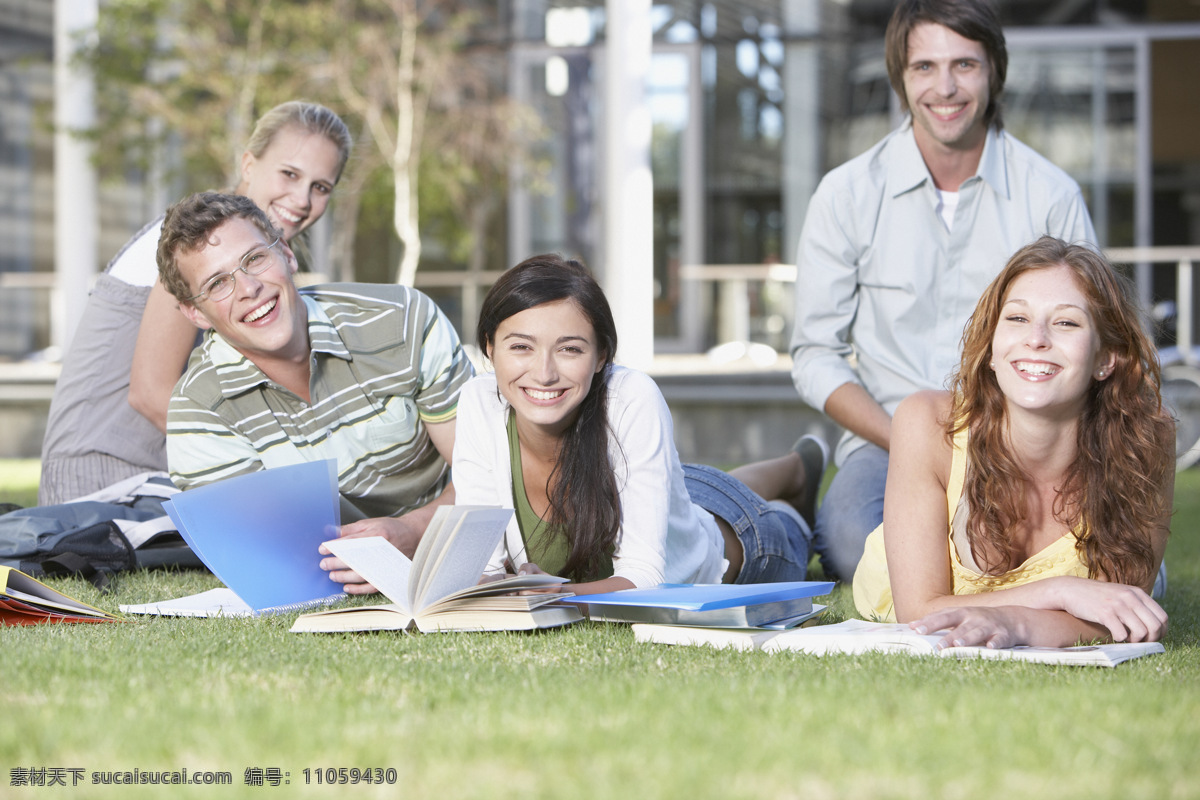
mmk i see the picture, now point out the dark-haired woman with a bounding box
[854,236,1174,647]
[453,254,827,593]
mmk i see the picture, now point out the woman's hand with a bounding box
[1046,577,1168,643]
[911,606,1031,649]
[912,577,1169,648]
[514,562,567,595]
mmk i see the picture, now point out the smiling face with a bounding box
[487,299,606,441]
[903,22,991,157]
[238,126,341,242]
[990,264,1115,420]
[178,217,309,368]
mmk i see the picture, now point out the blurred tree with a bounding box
[80,0,545,284]
[83,0,311,190]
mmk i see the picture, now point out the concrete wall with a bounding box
[655,370,838,466]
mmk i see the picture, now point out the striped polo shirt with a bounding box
[166,283,474,519]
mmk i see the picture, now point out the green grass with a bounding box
[2,465,1199,799]
[0,459,40,508]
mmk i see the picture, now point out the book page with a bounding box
[119,588,256,618]
[940,641,1165,667]
[4,587,111,618]
[419,573,568,615]
[632,624,782,652]
[1,597,119,625]
[321,536,414,616]
[413,507,514,612]
[408,504,456,586]
[289,603,415,633]
[119,587,344,618]
[762,620,941,655]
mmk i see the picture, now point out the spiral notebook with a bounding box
[120,461,347,617]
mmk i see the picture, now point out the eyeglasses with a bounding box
[188,238,281,303]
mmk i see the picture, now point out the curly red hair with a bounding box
[948,236,1173,586]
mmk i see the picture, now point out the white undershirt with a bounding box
[105,221,164,287]
[936,188,960,232]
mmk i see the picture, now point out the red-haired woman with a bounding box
[854,236,1174,647]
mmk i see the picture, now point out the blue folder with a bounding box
[162,460,345,612]
[564,581,834,611]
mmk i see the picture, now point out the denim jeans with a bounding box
[813,443,889,583]
[682,463,810,583]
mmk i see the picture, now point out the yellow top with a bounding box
[852,430,1089,621]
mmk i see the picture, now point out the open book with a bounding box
[2,566,123,625]
[565,581,834,628]
[635,618,1165,667]
[290,505,581,633]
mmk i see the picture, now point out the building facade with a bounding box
[3,1,1200,360]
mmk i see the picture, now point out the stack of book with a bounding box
[565,581,835,630]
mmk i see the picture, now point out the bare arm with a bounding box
[424,417,456,466]
[509,562,636,597]
[883,391,958,621]
[824,382,894,452]
[883,392,1167,647]
[129,281,200,433]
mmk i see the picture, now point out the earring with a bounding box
[1096,369,1107,379]
[989,362,996,370]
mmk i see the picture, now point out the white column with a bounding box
[782,0,822,267]
[53,0,100,350]
[603,0,654,369]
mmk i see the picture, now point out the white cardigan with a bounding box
[452,366,726,588]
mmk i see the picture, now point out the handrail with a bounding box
[3,247,1198,362]
[0,273,58,289]
[1104,247,1200,366]
[680,246,1199,366]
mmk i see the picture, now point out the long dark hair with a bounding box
[950,236,1174,586]
[477,254,621,582]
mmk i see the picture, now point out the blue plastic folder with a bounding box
[563,581,835,628]
[162,460,346,613]
[565,582,834,611]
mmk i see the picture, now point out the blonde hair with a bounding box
[242,101,352,183]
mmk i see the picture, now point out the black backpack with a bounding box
[0,477,204,591]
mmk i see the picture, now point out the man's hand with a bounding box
[318,517,423,595]
[823,382,893,451]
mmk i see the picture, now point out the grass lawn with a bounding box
[2,464,1198,800]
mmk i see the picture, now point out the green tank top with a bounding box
[507,410,570,577]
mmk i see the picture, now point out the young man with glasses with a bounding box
[157,192,473,594]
